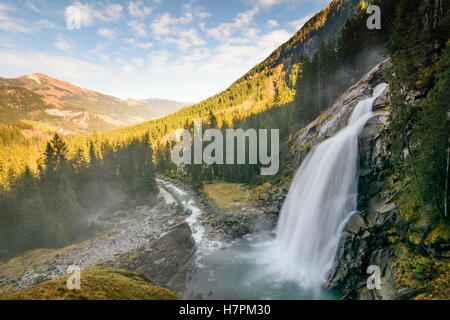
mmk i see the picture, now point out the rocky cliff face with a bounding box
[283,60,405,299]
[324,102,400,299]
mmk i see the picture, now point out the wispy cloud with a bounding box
[182,2,211,19]
[135,42,153,49]
[34,19,58,29]
[127,20,148,37]
[0,0,324,101]
[0,3,33,33]
[256,0,285,8]
[147,50,171,74]
[200,6,260,41]
[128,1,151,18]
[89,43,111,63]
[289,15,313,31]
[103,3,123,20]
[150,12,193,38]
[133,58,144,67]
[53,35,72,51]
[0,50,109,80]
[98,27,116,39]
[164,28,205,51]
[267,19,279,27]
[67,2,123,27]
[126,38,153,49]
[198,29,291,77]
[26,0,42,13]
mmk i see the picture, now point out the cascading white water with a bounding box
[270,83,387,288]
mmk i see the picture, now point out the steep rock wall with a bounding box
[286,60,402,299]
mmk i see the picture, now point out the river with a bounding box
[156,178,339,300]
[156,84,387,300]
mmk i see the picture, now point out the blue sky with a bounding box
[0,0,331,102]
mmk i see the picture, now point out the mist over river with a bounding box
[158,179,339,300]
[158,84,387,300]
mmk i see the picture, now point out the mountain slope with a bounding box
[101,0,363,145]
[0,74,189,133]
[129,98,192,118]
[240,0,360,81]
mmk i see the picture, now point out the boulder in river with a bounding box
[131,222,196,294]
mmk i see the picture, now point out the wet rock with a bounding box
[373,87,389,111]
[395,287,417,300]
[131,222,196,294]
[324,60,400,300]
[9,202,180,291]
[358,112,392,208]
[345,213,366,234]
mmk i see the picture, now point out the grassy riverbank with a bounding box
[0,266,179,300]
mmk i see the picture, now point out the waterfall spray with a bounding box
[269,83,387,288]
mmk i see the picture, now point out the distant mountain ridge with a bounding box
[0,74,189,133]
[128,98,192,117]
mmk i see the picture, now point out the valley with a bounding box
[0,73,191,134]
[0,0,448,301]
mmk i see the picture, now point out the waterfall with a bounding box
[269,83,387,287]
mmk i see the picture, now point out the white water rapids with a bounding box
[267,83,388,287]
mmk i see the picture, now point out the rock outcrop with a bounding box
[99,220,197,296]
[131,222,196,294]
[283,60,401,299]
[319,60,401,299]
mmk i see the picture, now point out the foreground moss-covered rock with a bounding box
[0,266,179,300]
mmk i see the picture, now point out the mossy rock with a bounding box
[0,266,180,300]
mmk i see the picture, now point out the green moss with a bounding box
[0,266,179,300]
[393,249,450,300]
[425,220,450,246]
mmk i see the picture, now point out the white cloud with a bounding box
[289,15,312,31]
[182,2,211,19]
[67,2,123,27]
[146,24,291,80]
[0,50,109,80]
[257,0,285,8]
[150,13,172,36]
[89,43,111,63]
[128,1,151,18]
[34,19,58,29]
[150,12,193,38]
[123,64,135,73]
[68,3,99,27]
[98,27,116,39]
[135,42,153,49]
[164,28,205,51]
[0,4,33,33]
[133,58,144,67]
[147,50,171,74]
[26,0,42,13]
[127,20,148,37]
[267,19,279,27]
[103,3,123,19]
[201,6,259,41]
[126,38,153,49]
[197,28,291,77]
[53,35,72,51]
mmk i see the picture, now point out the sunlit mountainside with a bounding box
[0,73,190,134]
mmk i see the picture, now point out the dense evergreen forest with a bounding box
[0,0,363,189]
[384,0,449,262]
[0,133,157,259]
[0,0,448,267]
[153,0,397,187]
